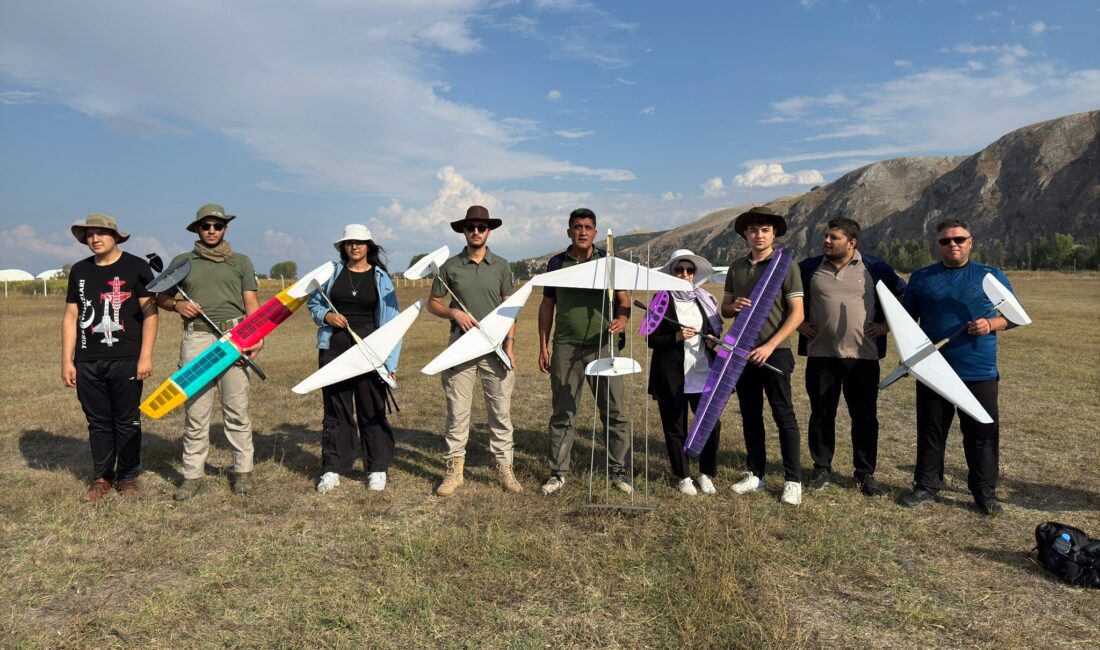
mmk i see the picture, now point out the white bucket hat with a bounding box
[660,249,715,287]
[333,224,373,251]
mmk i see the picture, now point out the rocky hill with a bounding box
[524,110,1099,271]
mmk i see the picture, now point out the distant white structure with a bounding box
[36,269,64,280]
[0,269,35,282]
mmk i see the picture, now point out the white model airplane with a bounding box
[291,300,424,394]
[405,245,521,371]
[528,230,692,376]
[875,281,993,423]
[930,274,1032,349]
[91,295,123,345]
[421,282,533,375]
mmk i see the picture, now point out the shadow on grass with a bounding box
[19,428,182,484]
[943,467,1100,513]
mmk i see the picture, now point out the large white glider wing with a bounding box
[529,257,691,292]
[875,281,993,424]
[876,281,928,360]
[908,352,993,423]
[292,300,423,394]
[421,283,533,375]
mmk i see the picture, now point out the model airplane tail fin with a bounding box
[404,246,450,280]
[584,356,641,377]
[983,274,1031,326]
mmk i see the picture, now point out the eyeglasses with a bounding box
[464,223,489,233]
[673,265,696,275]
[199,222,226,232]
[938,236,970,246]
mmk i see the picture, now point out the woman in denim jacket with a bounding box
[307,224,402,493]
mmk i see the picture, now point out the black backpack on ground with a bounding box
[1032,521,1100,588]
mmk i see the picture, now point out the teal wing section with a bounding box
[172,340,241,397]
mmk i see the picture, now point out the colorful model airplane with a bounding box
[875,281,993,423]
[146,254,266,379]
[683,247,793,456]
[421,283,533,375]
[139,262,334,419]
[529,231,692,376]
[404,245,520,372]
[291,300,424,394]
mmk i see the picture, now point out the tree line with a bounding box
[874,233,1100,272]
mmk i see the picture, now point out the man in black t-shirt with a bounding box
[62,213,158,502]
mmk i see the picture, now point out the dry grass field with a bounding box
[2,272,1098,648]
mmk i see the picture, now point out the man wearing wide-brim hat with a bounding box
[427,205,523,495]
[62,212,159,501]
[720,205,806,505]
[155,202,261,501]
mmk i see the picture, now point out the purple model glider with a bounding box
[683,247,793,456]
[638,291,670,336]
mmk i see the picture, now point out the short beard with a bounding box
[467,239,486,250]
[824,248,848,262]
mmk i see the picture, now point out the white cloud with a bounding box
[263,230,307,258]
[894,60,912,68]
[613,78,636,86]
[701,177,726,197]
[547,89,563,101]
[0,224,96,267]
[759,44,1100,163]
[555,128,594,139]
[0,90,37,105]
[660,191,682,201]
[733,164,825,188]
[974,11,1001,21]
[0,3,632,198]
[1030,21,1047,35]
[640,106,655,115]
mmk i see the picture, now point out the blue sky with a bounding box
[1,0,1098,274]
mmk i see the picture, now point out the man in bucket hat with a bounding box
[426,206,523,495]
[62,213,159,501]
[721,206,806,505]
[155,203,261,500]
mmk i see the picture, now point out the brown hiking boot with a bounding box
[174,478,203,501]
[435,458,465,497]
[115,478,144,498]
[81,478,113,502]
[498,463,523,493]
[232,471,253,495]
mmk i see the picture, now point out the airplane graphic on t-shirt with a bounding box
[91,277,131,346]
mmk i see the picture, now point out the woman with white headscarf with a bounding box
[646,250,724,495]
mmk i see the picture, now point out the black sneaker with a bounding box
[858,475,884,497]
[809,468,830,491]
[899,488,935,508]
[975,497,1003,516]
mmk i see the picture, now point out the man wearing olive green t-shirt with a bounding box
[536,208,632,496]
[156,203,262,500]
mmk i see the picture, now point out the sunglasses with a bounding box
[938,236,970,246]
[673,265,696,275]
[464,223,489,233]
[199,222,226,232]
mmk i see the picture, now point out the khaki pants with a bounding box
[440,355,515,465]
[547,342,629,474]
[179,330,253,479]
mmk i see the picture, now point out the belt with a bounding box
[184,316,245,334]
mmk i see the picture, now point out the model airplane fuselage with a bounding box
[140,262,334,418]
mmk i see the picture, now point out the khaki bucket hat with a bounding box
[71,212,130,243]
[187,203,237,232]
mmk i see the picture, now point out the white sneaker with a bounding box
[697,474,717,495]
[731,472,765,494]
[316,472,340,493]
[541,475,566,496]
[612,474,634,495]
[781,481,802,505]
[677,478,698,495]
[367,472,387,492]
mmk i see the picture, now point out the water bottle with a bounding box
[1052,531,1073,556]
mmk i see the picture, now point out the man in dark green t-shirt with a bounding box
[721,206,806,505]
[536,208,632,496]
[155,203,261,500]
[427,206,522,496]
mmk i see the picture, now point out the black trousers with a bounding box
[319,329,394,473]
[657,392,720,479]
[806,357,880,479]
[914,379,999,502]
[735,348,801,481]
[76,359,143,481]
